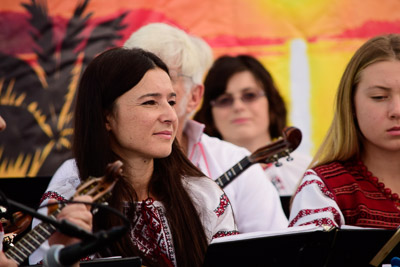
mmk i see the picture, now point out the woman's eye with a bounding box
[216,96,232,105]
[169,100,176,106]
[142,100,157,105]
[242,92,258,101]
[371,95,388,100]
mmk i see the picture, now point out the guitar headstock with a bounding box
[74,160,123,202]
[249,126,302,165]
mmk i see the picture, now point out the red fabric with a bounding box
[315,160,400,229]
[129,198,175,267]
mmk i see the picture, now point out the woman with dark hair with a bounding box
[30,47,237,267]
[194,55,311,196]
[289,34,400,229]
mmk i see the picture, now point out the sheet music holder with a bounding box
[79,257,142,267]
[203,226,400,267]
[326,227,399,266]
[26,256,142,267]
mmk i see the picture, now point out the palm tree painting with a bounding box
[0,0,127,177]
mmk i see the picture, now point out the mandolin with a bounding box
[215,126,302,189]
[2,211,32,249]
[4,160,123,265]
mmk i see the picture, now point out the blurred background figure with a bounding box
[124,23,288,231]
[194,55,311,196]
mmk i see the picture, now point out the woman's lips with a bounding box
[231,118,249,124]
[387,126,400,136]
[154,131,173,139]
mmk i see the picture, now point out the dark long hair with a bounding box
[194,54,287,140]
[73,47,208,266]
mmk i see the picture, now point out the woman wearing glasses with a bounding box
[194,55,311,196]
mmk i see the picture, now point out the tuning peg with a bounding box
[272,155,283,167]
[0,205,7,214]
[281,150,293,161]
[274,161,282,167]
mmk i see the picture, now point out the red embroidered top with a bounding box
[314,160,400,229]
[289,159,400,229]
[30,174,238,266]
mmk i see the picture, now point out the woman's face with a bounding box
[355,60,400,156]
[0,116,6,131]
[106,68,178,160]
[211,71,270,145]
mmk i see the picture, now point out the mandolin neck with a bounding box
[5,208,62,264]
[3,160,122,265]
[214,156,253,189]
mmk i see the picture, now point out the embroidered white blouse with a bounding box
[288,170,345,228]
[29,160,238,265]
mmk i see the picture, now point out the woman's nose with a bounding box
[389,96,400,119]
[160,102,178,123]
[231,96,247,110]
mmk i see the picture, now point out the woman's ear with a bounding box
[186,84,204,114]
[104,112,112,131]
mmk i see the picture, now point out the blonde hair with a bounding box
[190,35,213,81]
[124,23,212,86]
[311,34,400,168]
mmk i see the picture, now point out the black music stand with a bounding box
[204,226,333,267]
[26,256,142,267]
[203,226,400,267]
[80,257,142,267]
[326,228,399,266]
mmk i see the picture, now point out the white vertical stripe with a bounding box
[289,39,312,156]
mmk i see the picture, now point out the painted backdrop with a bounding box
[1,0,400,177]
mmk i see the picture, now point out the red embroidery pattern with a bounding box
[297,218,337,228]
[40,191,67,205]
[342,204,400,228]
[343,204,400,219]
[128,198,175,267]
[213,193,230,217]
[333,183,386,200]
[295,178,335,200]
[270,175,285,192]
[351,161,400,204]
[288,206,341,227]
[316,160,400,229]
[212,230,239,239]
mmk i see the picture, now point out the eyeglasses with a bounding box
[210,90,265,108]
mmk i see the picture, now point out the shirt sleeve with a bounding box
[288,169,345,228]
[183,177,238,244]
[29,159,80,265]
